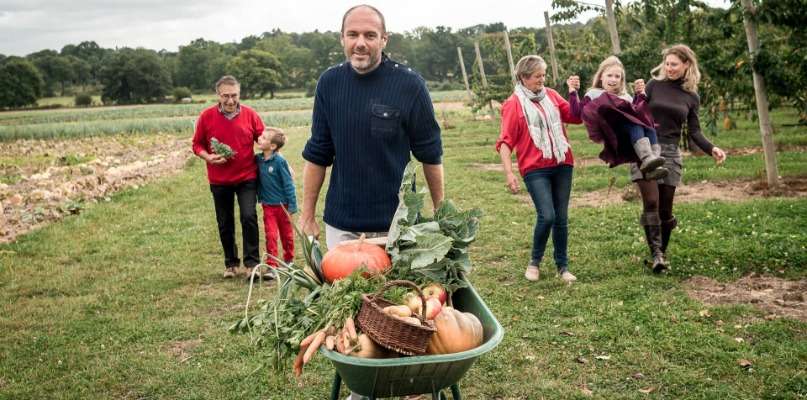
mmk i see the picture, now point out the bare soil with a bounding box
[0,135,192,243]
[163,338,202,363]
[684,274,807,322]
[571,177,807,208]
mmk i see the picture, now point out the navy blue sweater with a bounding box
[302,56,442,232]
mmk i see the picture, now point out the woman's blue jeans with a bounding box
[524,165,573,271]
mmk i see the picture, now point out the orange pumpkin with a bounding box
[321,235,391,283]
[426,306,484,354]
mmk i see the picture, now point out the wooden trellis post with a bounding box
[740,0,779,188]
[474,41,488,88]
[544,11,560,86]
[456,47,473,103]
[503,30,517,87]
[605,0,621,54]
[474,41,494,114]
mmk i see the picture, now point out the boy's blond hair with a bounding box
[264,128,286,150]
[590,56,627,96]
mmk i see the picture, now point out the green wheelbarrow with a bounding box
[320,282,504,399]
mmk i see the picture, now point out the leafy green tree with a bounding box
[98,48,172,104]
[755,0,807,121]
[26,50,58,96]
[226,49,282,99]
[175,39,227,91]
[61,41,107,83]
[256,33,315,89]
[66,56,93,91]
[410,26,469,82]
[297,31,342,74]
[0,57,44,108]
[468,31,536,110]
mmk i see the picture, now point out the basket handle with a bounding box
[373,279,430,323]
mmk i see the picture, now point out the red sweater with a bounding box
[495,88,582,177]
[192,105,265,185]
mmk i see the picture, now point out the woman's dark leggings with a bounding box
[636,180,676,221]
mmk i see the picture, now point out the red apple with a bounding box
[424,297,443,320]
[422,283,448,305]
[403,293,443,319]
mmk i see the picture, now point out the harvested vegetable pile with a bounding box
[230,162,483,377]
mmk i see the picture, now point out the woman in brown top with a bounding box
[632,44,727,273]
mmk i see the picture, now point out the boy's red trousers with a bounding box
[261,204,294,266]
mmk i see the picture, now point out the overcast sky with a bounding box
[0,0,730,56]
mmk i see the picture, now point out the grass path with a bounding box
[1,113,805,399]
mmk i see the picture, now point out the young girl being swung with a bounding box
[570,56,668,180]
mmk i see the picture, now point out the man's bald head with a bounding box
[341,4,386,35]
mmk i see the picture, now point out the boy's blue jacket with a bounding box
[255,153,297,213]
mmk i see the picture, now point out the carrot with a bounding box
[300,330,319,348]
[342,331,352,354]
[303,331,326,364]
[335,331,346,354]
[325,335,335,351]
[345,317,358,341]
[293,343,308,377]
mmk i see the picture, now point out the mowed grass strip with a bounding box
[0,111,805,399]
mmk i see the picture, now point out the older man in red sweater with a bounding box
[192,75,265,279]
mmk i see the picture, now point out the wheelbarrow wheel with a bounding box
[330,372,463,400]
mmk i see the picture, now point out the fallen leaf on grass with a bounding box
[639,387,656,394]
[738,359,753,368]
[580,384,593,396]
[576,356,589,364]
[595,355,611,360]
[632,372,645,380]
[734,337,745,343]
[699,309,712,318]
[560,331,575,337]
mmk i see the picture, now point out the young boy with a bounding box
[256,128,297,276]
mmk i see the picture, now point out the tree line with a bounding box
[0,0,804,126]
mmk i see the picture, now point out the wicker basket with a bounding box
[356,280,436,356]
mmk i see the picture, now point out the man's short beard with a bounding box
[349,53,380,74]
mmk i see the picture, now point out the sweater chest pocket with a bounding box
[370,104,401,138]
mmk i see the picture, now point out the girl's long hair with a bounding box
[650,44,701,93]
[589,56,627,96]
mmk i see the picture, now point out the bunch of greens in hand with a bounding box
[385,162,482,293]
[210,137,236,159]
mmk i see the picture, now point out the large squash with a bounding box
[321,235,391,283]
[426,306,484,354]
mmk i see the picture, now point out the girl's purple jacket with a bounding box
[571,91,656,167]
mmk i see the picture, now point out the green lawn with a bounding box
[0,107,804,399]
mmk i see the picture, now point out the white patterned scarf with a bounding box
[514,83,569,162]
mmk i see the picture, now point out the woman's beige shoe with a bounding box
[559,271,577,283]
[524,265,540,281]
[223,267,237,279]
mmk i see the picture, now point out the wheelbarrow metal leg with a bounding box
[330,373,342,400]
[450,383,461,400]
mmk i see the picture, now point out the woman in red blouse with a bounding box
[496,55,582,283]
